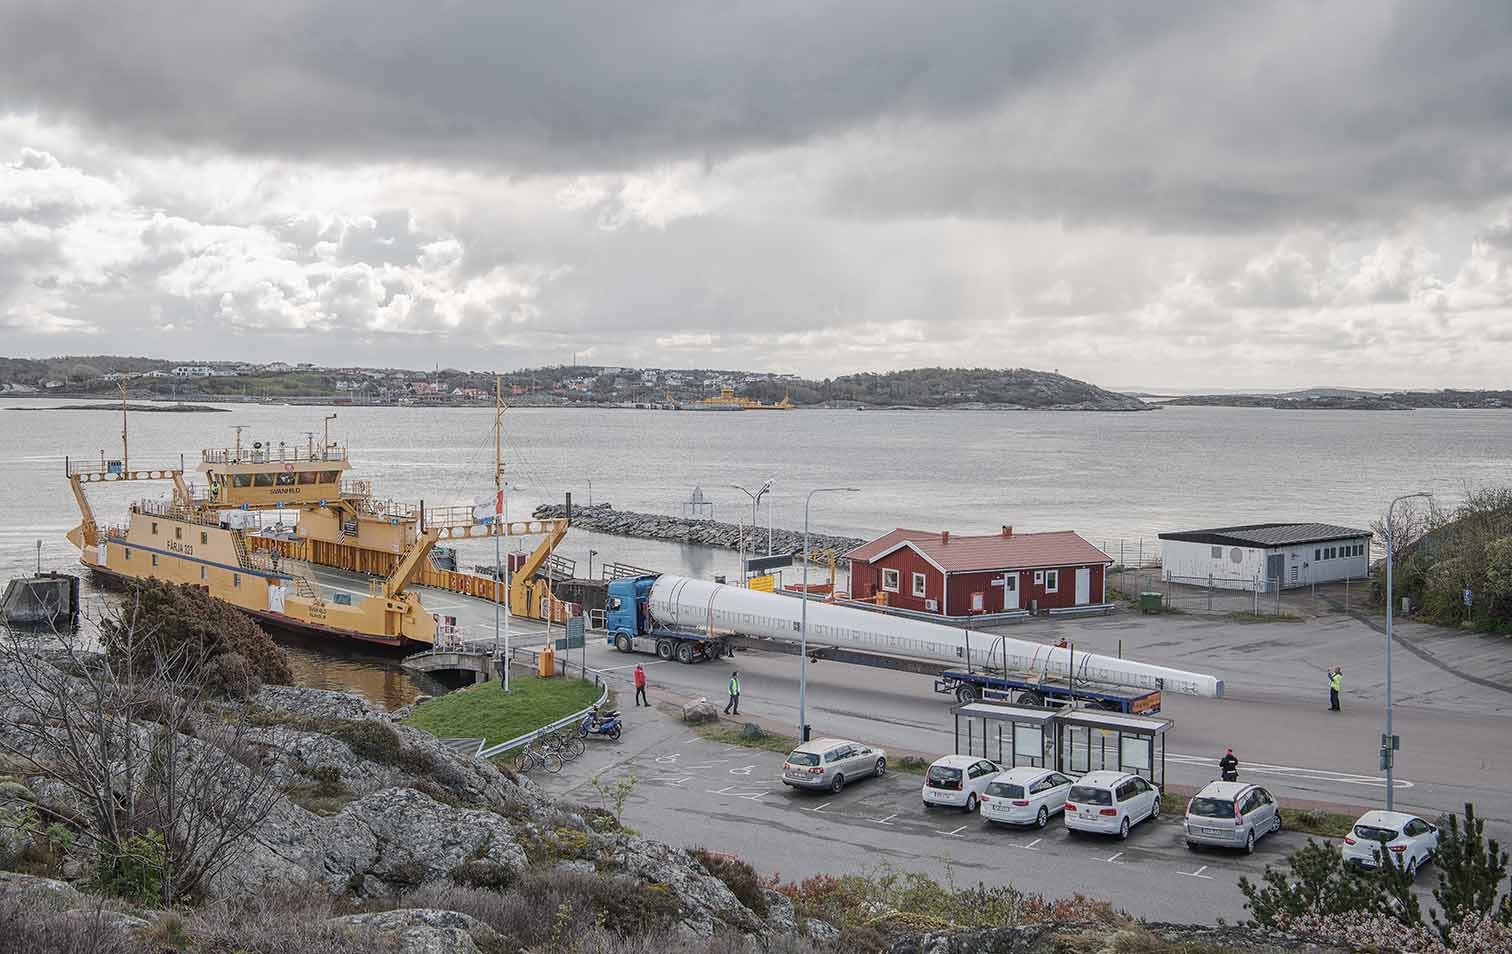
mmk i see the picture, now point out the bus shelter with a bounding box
[953,703,1059,768]
[1056,709,1168,788]
[952,704,1170,787]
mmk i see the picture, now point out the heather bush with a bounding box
[691,848,768,916]
[0,892,139,954]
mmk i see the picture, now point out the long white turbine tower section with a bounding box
[649,575,1223,698]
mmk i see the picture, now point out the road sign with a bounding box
[1464,588,1473,607]
[745,553,795,574]
[1381,733,1400,750]
[556,616,587,650]
[747,574,775,593]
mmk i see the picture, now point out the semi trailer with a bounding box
[604,574,1223,708]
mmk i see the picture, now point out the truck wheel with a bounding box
[656,639,674,660]
[676,642,694,664]
[615,634,632,653]
[1017,691,1045,708]
[955,684,979,705]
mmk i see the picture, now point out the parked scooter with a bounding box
[580,705,623,741]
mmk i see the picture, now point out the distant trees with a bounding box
[1382,488,1512,630]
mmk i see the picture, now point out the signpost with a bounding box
[745,553,795,575]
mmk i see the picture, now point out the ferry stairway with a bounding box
[230,531,250,568]
[292,575,321,601]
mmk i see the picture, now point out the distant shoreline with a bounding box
[5,402,230,413]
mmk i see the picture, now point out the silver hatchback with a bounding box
[782,738,887,793]
[1184,781,1281,853]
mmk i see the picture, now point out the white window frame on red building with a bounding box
[1045,569,1060,593]
[881,568,900,592]
[911,571,927,597]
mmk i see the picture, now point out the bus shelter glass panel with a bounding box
[1012,723,1045,768]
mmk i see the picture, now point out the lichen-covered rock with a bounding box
[211,786,527,899]
[256,684,380,722]
[606,836,763,936]
[333,908,501,954]
[0,871,80,903]
[682,699,719,724]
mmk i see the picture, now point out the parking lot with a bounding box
[536,720,1381,923]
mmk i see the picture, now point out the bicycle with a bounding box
[513,737,563,774]
[551,728,587,761]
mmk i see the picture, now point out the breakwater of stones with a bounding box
[532,502,864,560]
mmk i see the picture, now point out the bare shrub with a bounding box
[0,892,139,954]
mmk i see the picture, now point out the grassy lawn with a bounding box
[695,723,932,775]
[405,675,602,747]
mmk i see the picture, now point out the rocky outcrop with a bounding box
[532,502,864,559]
[889,924,1345,954]
[681,699,719,723]
[605,837,763,937]
[331,908,503,954]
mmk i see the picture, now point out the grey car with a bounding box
[782,738,887,793]
[1184,780,1281,853]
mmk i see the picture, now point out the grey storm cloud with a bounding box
[0,2,1202,170]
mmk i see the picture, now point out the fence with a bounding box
[1111,565,1370,618]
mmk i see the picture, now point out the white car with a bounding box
[921,755,1001,812]
[1342,810,1439,875]
[979,767,1074,828]
[1064,770,1161,839]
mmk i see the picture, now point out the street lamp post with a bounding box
[1384,491,1431,810]
[800,486,859,742]
[731,479,774,581]
[588,548,598,580]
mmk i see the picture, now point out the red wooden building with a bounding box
[844,526,1113,616]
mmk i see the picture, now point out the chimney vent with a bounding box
[940,530,951,545]
[1001,525,1013,537]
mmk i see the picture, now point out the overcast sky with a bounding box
[2,1,1511,389]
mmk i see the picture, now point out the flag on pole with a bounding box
[473,489,505,525]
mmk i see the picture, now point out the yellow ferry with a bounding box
[65,405,571,649]
[689,386,793,410]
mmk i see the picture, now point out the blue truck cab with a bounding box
[605,575,727,664]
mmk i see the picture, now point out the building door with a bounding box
[1002,574,1019,610]
[1266,553,1284,591]
[1075,567,1091,605]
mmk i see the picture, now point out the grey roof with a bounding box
[1158,523,1371,549]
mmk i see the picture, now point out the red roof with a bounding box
[846,528,1112,573]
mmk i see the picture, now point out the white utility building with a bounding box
[1158,523,1371,591]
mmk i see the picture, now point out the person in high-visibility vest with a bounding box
[724,671,741,715]
[1329,667,1343,711]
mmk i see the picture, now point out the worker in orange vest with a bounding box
[633,664,648,707]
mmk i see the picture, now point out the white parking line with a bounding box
[1178,865,1214,880]
[804,802,831,813]
[707,785,768,799]
[1021,838,1042,851]
[1105,851,1125,864]
[936,825,967,837]
[648,776,692,785]
[875,814,898,826]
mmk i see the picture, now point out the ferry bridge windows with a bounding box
[319,471,340,483]
[912,572,927,597]
[881,569,900,592]
[232,474,253,488]
[297,470,318,485]
[253,473,275,488]
[276,472,296,486]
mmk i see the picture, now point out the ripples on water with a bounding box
[7,400,1512,705]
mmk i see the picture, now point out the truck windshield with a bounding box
[986,781,1024,798]
[1188,797,1234,818]
[1068,786,1112,806]
[787,752,820,767]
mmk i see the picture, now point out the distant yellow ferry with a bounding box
[686,387,793,411]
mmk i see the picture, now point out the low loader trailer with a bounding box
[604,575,729,663]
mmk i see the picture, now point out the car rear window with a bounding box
[1189,797,1235,818]
[928,765,963,782]
[986,781,1025,798]
[1068,785,1112,806]
[1354,824,1398,842]
[787,752,819,767]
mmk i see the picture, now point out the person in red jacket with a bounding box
[633,664,648,707]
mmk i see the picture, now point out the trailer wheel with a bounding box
[676,642,694,664]
[955,684,979,705]
[656,639,674,660]
[615,634,632,653]
[1017,690,1045,708]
